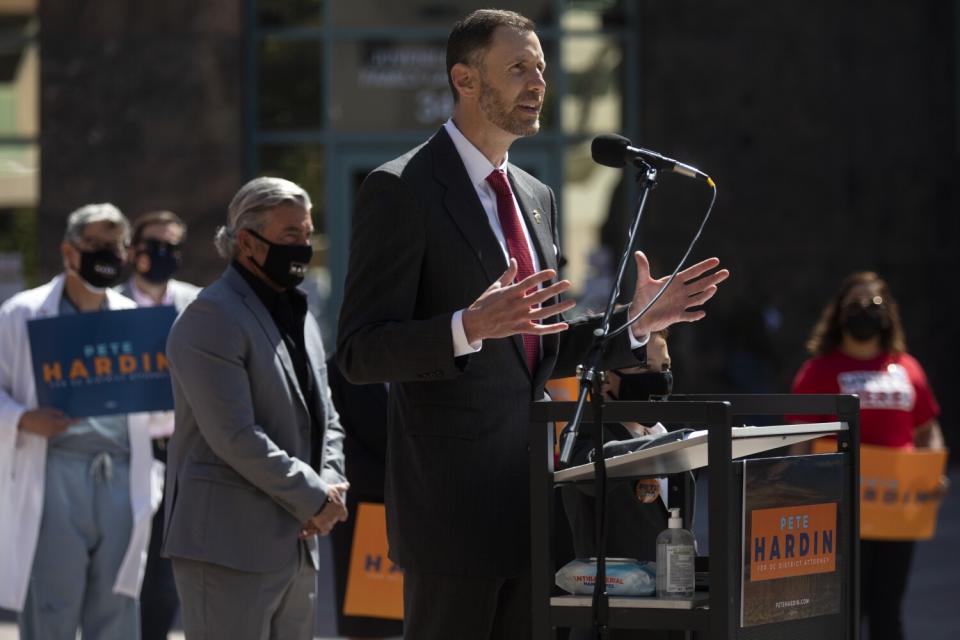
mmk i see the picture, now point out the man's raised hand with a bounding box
[462,258,576,344]
[628,251,730,337]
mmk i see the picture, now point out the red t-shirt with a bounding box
[791,350,940,448]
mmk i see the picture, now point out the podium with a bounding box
[529,394,861,640]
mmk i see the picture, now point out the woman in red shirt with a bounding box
[792,271,945,640]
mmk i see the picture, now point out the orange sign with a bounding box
[342,502,404,620]
[811,440,948,540]
[859,444,948,540]
[749,503,837,582]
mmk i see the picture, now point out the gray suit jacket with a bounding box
[337,128,639,577]
[118,278,201,313]
[163,265,346,573]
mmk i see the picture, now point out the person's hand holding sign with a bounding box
[17,407,75,437]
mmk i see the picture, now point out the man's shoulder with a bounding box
[189,273,236,307]
[369,127,461,182]
[0,277,60,316]
[175,274,236,318]
[508,162,550,194]
[168,278,241,349]
[168,278,202,310]
[371,137,435,180]
[169,278,201,294]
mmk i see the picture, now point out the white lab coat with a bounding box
[0,274,161,611]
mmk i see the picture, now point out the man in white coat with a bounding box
[0,203,159,639]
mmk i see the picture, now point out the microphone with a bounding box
[591,134,714,187]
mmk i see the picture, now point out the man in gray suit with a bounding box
[164,177,348,640]
[337,9,728,639]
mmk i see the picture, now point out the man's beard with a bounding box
[478,75,541,137]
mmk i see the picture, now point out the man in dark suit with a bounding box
[337,9,728,639]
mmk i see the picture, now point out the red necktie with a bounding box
[486,169,540,372]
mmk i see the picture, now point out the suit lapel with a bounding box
[508,169,557,272]
[303,318,328,427]
[510,168,562,380]
[226,267,309,413]
[431,129,534,374]
[431,129,508,285]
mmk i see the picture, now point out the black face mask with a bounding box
[613,370,674,401]
[77,247,124,289]
[842,304,889,342]
[248,230,313,289]
[138,240,182,284]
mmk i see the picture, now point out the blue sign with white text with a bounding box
[27,306,177,417]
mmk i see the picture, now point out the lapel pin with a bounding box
[533,210,542,224]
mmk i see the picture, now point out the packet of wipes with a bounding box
[555,557,656,596]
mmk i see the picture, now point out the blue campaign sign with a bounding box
[27,306,178,417]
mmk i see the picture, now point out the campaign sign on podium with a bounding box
[741,454,844,627]
[27,306,177,417]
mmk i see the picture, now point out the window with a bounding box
[248,1,637,334]
[0,1,39,298]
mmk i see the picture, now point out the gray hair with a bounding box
[63,203,130,245]
[214,176,313,258]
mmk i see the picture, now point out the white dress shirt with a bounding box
[129,278,175,308]
[444,118,543,357]
[443,118,647,358]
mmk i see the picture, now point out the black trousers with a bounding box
[403,570,531,640]
[140,442,179,640]
[861,539,915,640]
[139,494,179,640]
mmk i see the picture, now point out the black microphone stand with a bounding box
[557,160,659,640]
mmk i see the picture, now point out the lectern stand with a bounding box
[529,394,860,640]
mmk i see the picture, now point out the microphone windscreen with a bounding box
[591,134,631,168]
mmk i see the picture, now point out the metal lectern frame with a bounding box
[529,393,860,640]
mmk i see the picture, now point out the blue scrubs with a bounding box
[18,296,138,639]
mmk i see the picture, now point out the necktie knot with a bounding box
[485,169,512,197]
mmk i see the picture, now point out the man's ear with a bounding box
[61,241,77,271]
[236,228,256,257]
[451,62,479,100]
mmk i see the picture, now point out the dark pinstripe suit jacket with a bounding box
[337,127,639,577]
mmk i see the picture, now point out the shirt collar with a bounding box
[233,260,282,308]
[232,260,307,317]
[443,118,509,191]
[130,278,174,307]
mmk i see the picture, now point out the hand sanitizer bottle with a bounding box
[656,507,695,599]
